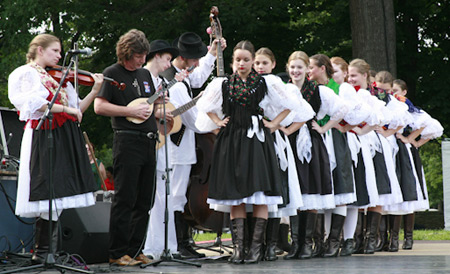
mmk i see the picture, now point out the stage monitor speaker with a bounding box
[0,175,34,253]
[59,202,110,264]
[0,107,25,159]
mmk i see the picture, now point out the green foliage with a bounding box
[0,1,448,209]
[420,138,444,209]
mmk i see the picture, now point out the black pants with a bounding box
[109,132,157,259]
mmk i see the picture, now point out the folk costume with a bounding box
[8,63,96,220]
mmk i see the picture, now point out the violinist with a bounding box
[94,29,162,266]
[8,33,104,263]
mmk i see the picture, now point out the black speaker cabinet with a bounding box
[0,107,25,159]
[59,202,110,263]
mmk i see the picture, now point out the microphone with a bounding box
[68,47,92,56]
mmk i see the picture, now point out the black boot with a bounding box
[388,215,401,252]
[277,223,291,254]
[353,212,365,254]
[312,213,324,258]
[402,213,415,250]
[264,218,280,261]
[244,218,267,264]
[323,214,345,257]
[283,214,300,260]
[298,212,317,260]
[245,214,255,255]
[32,218,48,264]
[174,211,199,259]
[339,239,354,257]
[229,218,245,264]
[364,211,381,254]
[375,215,389,252]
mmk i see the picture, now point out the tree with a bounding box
[349,0,397,76]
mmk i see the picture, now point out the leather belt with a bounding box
[114,129,158,140]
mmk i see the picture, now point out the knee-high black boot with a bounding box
[323,214,345,257]
[353,212,365,254]
[32,219,58,263]
[298,212,317,260]
[264,218,280,261]
[244,218,267,264]
[283,214,300,260]
[364,211,381,254]
[375,215,389,252]
[174,211,202,259]
[402,213,415,250]
[245,214,255,255]
[388,215,401,252]
[229,218,245,264]
[312,213,324,258]
[277,222,291,254]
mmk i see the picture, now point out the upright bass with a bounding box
[183,6,227,235]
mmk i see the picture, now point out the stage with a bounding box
[1,240,450,273]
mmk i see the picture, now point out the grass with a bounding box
[192,230,450,243]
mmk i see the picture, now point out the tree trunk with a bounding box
[350,0,397,77]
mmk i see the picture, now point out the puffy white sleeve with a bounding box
[386,95,414,129]
[409,110,431,131]
[338,83,371,125]
[316,85,348,121]
[356,89,389,126]
[195,77,226,131]
[260,75,314,126]
[187,53,216,88]
[8,65,50,121]
[421,117,444,139]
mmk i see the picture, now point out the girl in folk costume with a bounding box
[196,41,312,264]
[382,77,443,251]
[8,33,103,261]
[282,51,349,260]
[254,47,312,261]
[309,54,374,257]
[347,60,405,254]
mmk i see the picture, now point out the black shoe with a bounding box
[264,218,280,261]
[339,239,354,256]
[402,213,414,250]
[298,212,317,260]
[364,211,381,254]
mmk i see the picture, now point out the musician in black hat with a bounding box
[94,29,164,266]
[157,31,226,259]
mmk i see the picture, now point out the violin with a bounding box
[46,65,126,91]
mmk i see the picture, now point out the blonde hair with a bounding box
[255,47,276,63]
[330,57,348,73]
[349,58,370,85]
[116,29,150,65]
[286,51,309,72]
[26,34,60,63]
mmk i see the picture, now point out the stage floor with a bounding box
[2,240,450,273]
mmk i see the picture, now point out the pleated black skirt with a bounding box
[29,120,97,201]
[207,125,283,200]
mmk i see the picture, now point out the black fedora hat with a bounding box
[147,39,179,62]
[173,32,207,59]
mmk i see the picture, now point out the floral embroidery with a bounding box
[29,62,68,106]
[227,69,262,107]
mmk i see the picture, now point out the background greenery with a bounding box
[0,0,448,208]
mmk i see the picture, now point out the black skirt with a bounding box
[373,134,392,195]
[410,146,426,198]
[207,125,283,200]
[395,139,418,201]
[29,120,97,201]
[289,127,332,195]
[329,128,354,195]
[350,150,370,206]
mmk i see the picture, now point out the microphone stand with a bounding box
[0,54,93,274]
[141,81,200,269]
